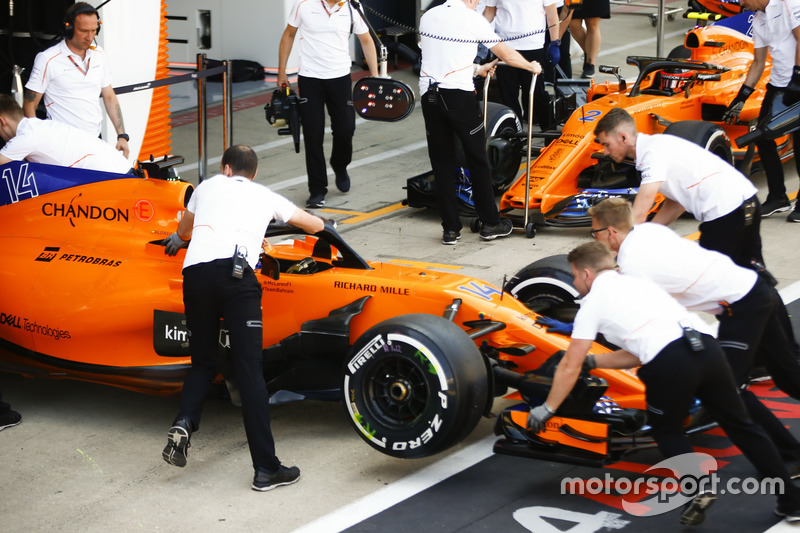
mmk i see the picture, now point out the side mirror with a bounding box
[260,253,280,280]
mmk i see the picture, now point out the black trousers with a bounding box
[421,88,502,232]
[718,276,800,462]
[755,83,800,201]
[637,335,800,508]
[298,74,356,198]
[177,259,280,472]
[698,194,764,268]
[496,48,550,129]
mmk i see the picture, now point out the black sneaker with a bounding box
[306,195,325,209]
[442,230,461,245]
[480,219,513,240]
[761,196,791,217]
[775,504,800,522]
[0,410,21,430]
[680,490,716,526]
[581,63,595,79]
[162,418,191,468]
[334,170,351,193]
[252,464,301,491]
[788,208,800,223]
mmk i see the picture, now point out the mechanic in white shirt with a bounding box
[277,0,379,209]
[529,241,800,525]
[23,3,129,158]
[723,0,800,221]
[483,0,560,127]
[594,107,763,268]
[588,197,800,466]
[161,145,324,491]
[419,0,542,244]
[0,94,130,173]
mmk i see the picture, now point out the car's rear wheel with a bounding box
[663,121,733,165]
[503,255,579,322]
[343,314,489,459]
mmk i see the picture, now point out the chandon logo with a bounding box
[42,193,129,228]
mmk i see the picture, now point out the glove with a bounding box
[783,65,800,106]
[528,403,555,433]
[535,315,573,335]
[164,232,189,256]
[722,84,754,124]
[546,40,561,66]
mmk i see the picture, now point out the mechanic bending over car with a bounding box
[723,0,800,222]
[419,0,542,245]
[587,197,800,470]
[0,94,131,174]
[529,241,800,526]
[595,107,764,269]
[161,145,324,491]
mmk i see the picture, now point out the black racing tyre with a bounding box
[663,121,733,165]
[455,101,523,193]
[667,45,691,60]
[343,314,489,459]
[503,255,580,321]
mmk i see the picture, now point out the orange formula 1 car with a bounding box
[496,15,790,237]
[0,160,713,465]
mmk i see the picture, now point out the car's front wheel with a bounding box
[343,314,489,459]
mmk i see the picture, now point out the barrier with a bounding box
[115,54,233,182]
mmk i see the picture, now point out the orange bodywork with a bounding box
[0,160,645,411]
[499,24,789,226]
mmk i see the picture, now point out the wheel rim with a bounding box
[363,355,430,430]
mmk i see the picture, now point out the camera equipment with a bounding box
[264,84,301,153]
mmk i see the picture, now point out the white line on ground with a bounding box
[291,434,497,533]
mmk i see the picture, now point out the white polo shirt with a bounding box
[287,0,369,80]
[616,223,757,313]
[25,40,112,137]
[0,117,130,173]
[419,0,500,95]
[752,0,800,87]
[572,270,712,365]
[636,133,757,221]
[485,0,557,50]
[183,174,298,270]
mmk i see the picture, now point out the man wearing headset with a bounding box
[277,0,379,209]
[23,2,129,158]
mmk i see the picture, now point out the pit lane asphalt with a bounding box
[4,11,800,533]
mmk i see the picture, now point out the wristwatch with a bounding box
[117,133,130,141]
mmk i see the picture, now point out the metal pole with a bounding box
[197,53,208,182]
[656,0,665,57]
[222,59,233,151]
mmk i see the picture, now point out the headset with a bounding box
[63,2,101,40]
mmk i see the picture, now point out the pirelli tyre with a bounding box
[663,121,733,166]
[344,313,489,459]
[503,254,579,322]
